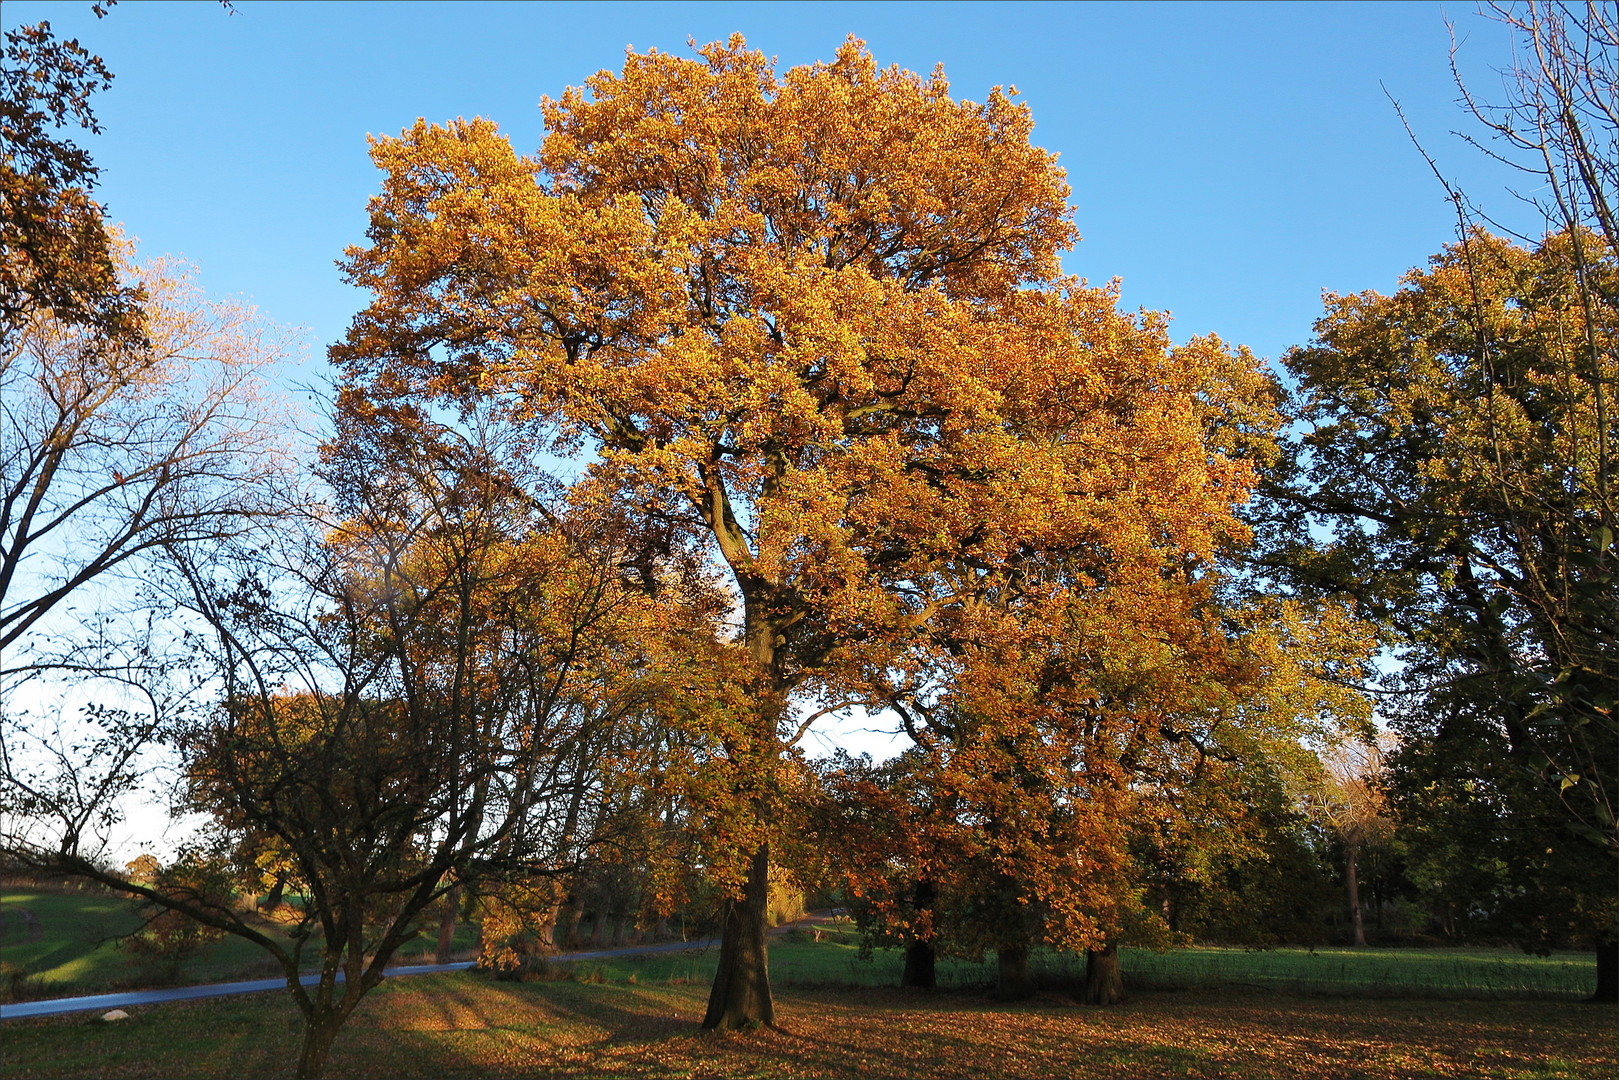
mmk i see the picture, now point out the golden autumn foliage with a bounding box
[813,569,1373,999]
[332,35,1374,1026]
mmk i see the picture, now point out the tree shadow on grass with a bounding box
[329,975,701,1077]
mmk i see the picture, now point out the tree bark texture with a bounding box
[994,946,1036,1000]
[1082,943,1125,1005]
[295,1014,344,1079]
[702,841,774,1029]
[558,901,583,949]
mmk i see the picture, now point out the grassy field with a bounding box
[1115,943,1594,999]
[580,924,1597,1001]
[0,888,478,999]
[3,971,1614,1079]
[3,886,1597,1003]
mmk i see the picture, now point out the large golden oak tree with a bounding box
[334,37,1276,1028]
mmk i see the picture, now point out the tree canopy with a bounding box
[328,34,1349,1027]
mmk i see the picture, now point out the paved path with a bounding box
[0,938,720,1021]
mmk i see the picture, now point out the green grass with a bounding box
[1113,944,1595,999]
[2,889,151,992]
[0,887,478,999]
[556,925,1596,1001]
[566,924,1004,990]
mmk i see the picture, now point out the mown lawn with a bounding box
[3,972,1614,1079]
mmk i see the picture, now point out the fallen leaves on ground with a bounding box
[4,976,1613,1079]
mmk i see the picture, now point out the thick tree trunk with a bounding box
[435,885,460,965]
[702,842,774,1029]
[1346,841,1367,947]
[993,946,1036,1001]
[1594,939,1618,1003]
[295,1014,344,1079]
[1082,943,1124,1005]
[902,939,937,989]
[901,879,937,989]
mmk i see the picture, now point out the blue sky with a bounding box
[10,0,1538,381]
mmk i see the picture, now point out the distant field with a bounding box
[1115,944,1595,999]
[580,926,1596,1001]
[4,972,1614,1079]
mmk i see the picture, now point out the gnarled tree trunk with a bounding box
[702,842,774,1029]
[259,872,287,911]
[1081,942,1124,1005]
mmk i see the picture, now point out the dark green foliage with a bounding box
[1256,230,1618,977]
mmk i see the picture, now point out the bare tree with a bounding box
[1455,3,1617,263]
[0,249,296,658]
[1308,737,1395,948]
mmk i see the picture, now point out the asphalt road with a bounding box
[0,938,721,1020]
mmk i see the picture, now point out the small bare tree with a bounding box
[1309,737,1395,948]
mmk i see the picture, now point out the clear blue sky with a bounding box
[9,0,1538,380]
